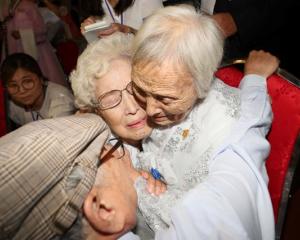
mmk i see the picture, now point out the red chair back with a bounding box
[215,67,300,222]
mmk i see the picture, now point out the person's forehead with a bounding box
[9,68,35,82]
[132,60,193,91]
[96,59,131,94]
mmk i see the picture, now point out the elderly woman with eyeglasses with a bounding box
[0,53,75,127]
[70,32,168,239]
[71,33,153,152]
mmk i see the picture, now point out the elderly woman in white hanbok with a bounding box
[123,5,279,240]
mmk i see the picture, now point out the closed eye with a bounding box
[153,94,178,104]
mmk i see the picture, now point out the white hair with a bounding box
[70,32,134,110]
[132,5,224,98]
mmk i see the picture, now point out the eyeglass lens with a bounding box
[7,79,35,94]
[98,81,133,110]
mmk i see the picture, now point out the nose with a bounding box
[145,96,161,117]
[18,84,26,93]
[123,92,139,115]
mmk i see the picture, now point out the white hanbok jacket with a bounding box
[123,74,274,240]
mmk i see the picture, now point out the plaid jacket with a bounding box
[0,114,109,240]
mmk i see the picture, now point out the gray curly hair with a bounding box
[70,32,134,110]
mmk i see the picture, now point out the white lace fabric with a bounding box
[134,79,241,232]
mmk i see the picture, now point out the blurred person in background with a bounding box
[164,0,289,64]
[80,0,163,39]
[38,1,67,46]
[1,0,68,87]
[0,53,75,127]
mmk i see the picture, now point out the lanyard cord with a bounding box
[30,111,43,121]
[104,0,123,25]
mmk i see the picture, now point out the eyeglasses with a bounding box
[96,81,133,110]
[6,78,35,95]
[99,138,125,166]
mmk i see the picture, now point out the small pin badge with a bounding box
[182,129,189,139]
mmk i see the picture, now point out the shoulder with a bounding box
[194,78,241,111]
[0,113,108,239]
[46,82,74,100]
[191,79,241,127]
[8,100,26,125]
[211,79,241,117]
[44,82,75,116]
[212,78,240,98]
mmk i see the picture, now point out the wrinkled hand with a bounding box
[97,23,136,37]
[212,12,237,38]
[244,50,280,78]
[140,170,167,196]
[80,16,98,33]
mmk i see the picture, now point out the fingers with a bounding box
[140,170,150,179]
[244,50,280,78]
[99,143,123,165]
[97,25,117,37]
[122,148,133,168]
[97,23,130,37]
[141,170,167,196]
[153,179,167,196]
[80,17,97,33]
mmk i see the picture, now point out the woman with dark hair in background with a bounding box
[0,53,75,127]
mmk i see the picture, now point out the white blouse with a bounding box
[9,81,75,126]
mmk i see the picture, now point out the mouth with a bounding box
[17,94,31,100]
[127,116,147,129]
[152,115,168,122]
[15,96,32,103]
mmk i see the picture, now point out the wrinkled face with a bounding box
[7,68,43,107]
[95,58,152,144]
[132,60,198,126]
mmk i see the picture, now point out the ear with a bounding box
[83,187,124,234]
